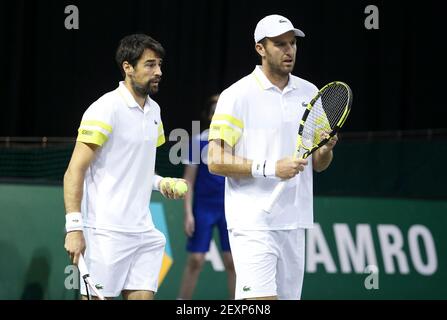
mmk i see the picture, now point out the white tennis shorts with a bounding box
[80,227,166,298]
[228,228,305,300]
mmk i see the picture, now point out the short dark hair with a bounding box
[258,38,268,46]
[255,38,268,62]
[115,34,165,77]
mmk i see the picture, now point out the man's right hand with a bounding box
[275,157,308,179]
[64,231,86,265]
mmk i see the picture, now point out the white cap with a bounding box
[254,14,305,43]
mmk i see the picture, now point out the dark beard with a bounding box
[131,79,158,97]
[268,60,291,77]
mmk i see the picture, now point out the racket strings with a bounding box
[321,84,350,127]
[302,84,350,148]
[302,102,328,147]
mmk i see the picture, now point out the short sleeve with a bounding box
[76,102,114,147]
[208,91,244,147]
[156,120,165,147]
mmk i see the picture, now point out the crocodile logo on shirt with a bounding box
[81,130,93,136]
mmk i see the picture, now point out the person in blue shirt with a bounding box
[177,94,235,300]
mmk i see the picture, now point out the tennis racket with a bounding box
[263,81,352,213]
[78,254,106,300]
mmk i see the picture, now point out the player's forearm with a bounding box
[208,149,252,178]
[209,161,252,178]
[313,149,333,172]
[63,168,85,213]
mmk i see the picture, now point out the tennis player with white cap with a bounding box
[208,14,337,300]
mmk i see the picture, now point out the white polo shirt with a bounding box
[77,81,165,232]
[209,66,318,230]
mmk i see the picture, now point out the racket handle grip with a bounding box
[263,181,287,213]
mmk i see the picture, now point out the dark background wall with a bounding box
[1,0,446,137]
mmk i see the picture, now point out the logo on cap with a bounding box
[279,19,288,23]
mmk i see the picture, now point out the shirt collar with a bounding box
[252,65,298,92]
[118,81,150,109]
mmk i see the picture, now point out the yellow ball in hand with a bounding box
[161,178,172,191]
[174,180,188,196]
[167,178,176,192]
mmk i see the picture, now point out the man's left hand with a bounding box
[159,178,188,200]
[319,132,338,154]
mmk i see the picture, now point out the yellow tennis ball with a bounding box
[174,180,188,195]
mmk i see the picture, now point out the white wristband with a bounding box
[153,175,163,191]
[65,212,83,233]
[251,159,264,178]
[264,160,276,178]
[251,160,276,178]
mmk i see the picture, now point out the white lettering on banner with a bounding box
[191,121,201,164]
[334,224,378,273]
[378,225,410,274]
[408,225,437,275]
[364,265,379,289]
[64,5,79,30]
[205,239,225,271]
[64,265,79,290]
[306,223,438,275]
[169,121,201,165]
[306,224,337,273]
[168,128,189,165]
[364,5,379,30]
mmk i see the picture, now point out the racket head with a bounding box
[297,81,352,158]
